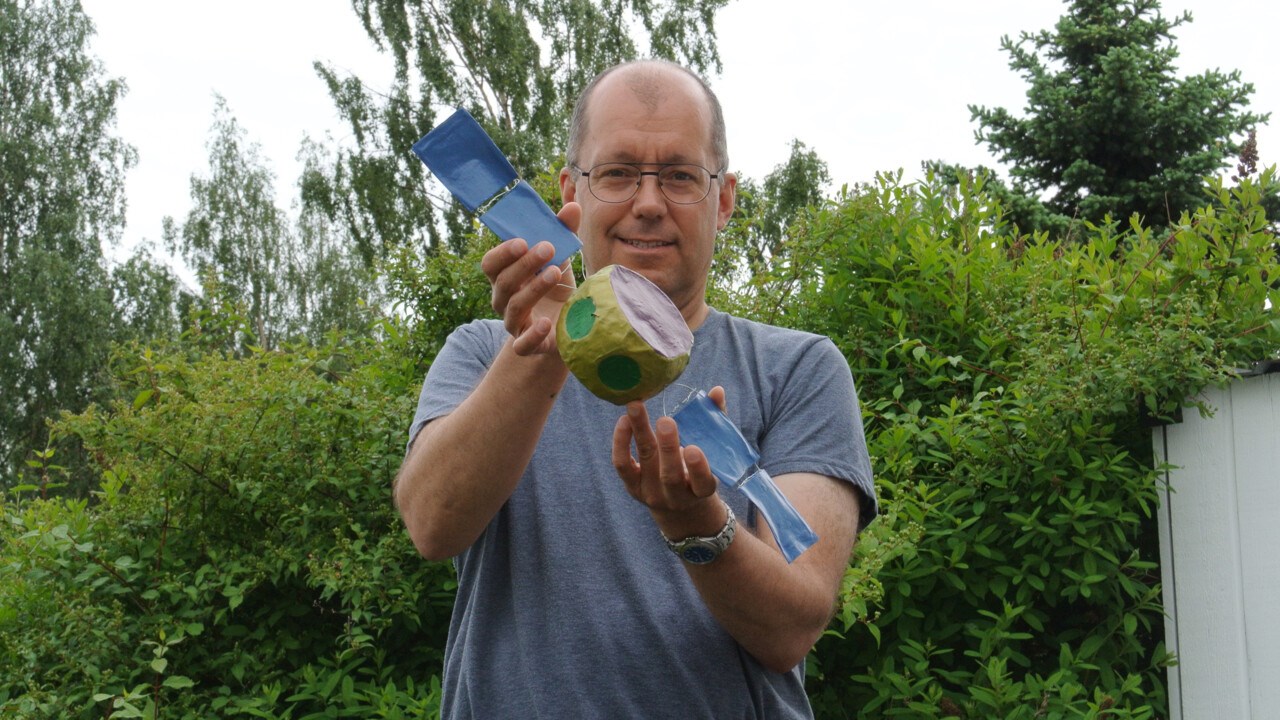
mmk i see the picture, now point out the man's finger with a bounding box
[557,201,582,235]
[709,385,727,413]
[489,240,556,316]
[626,403,656,461]
[655,416,683,462]
[484,238,530,316]
[510,316,553,356]
[502,262,560,326]
[683,445,718,499]
[480,237,526,282]
[654,416,689,496]
[612,414,641,491]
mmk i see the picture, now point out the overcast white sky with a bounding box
[80,0,1279,263]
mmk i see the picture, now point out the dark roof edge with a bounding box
[1238,359,1280,377]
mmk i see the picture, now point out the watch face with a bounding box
[680,543,718,564]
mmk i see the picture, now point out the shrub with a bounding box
[0,331,451,718]
[763,170,1277,718]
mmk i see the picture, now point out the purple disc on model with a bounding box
[610,265,694,358]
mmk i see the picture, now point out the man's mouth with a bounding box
[620,238,675,249]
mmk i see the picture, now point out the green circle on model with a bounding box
[564,297,596,340]
[598,355,642,391]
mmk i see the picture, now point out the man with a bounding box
[395,59,876,718]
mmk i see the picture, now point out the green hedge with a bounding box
[1,332,450,718]
[2,170,1276,718]
[768,170,1277,718]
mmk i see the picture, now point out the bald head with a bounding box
[566,60,729,172]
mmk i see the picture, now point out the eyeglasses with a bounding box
[573,162,721,205]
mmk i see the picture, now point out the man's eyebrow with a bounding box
[600,152,701,165]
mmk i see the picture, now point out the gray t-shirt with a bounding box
[409,308,876,719]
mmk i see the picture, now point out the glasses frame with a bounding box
[572,162,723,205]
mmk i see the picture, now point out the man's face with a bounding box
[560,70,736,322]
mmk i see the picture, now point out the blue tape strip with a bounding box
[411,108,517,212]
[672,390,819,563]
[672,392,758,488]
[739,469,819,563]
[412,108,581,268]
[480,181,581,267]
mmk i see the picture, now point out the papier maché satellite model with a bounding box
[412,109,817,562]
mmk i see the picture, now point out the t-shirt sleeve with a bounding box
[406,320,504,455]
[758,337,878,531]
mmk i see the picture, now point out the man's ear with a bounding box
[560,166,578,205]
[716,172,737,231]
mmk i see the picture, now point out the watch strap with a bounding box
[662,501,737,564]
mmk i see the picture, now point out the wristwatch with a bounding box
[663,502,736,565]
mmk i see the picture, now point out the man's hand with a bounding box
[611,384,862,672]
[480,203,582,356]
[613,386,728,538]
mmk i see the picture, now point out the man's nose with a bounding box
[631,173,667,214]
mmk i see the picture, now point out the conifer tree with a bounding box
[964,0,1268,233]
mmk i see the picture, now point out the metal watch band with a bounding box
[662,501,737,564]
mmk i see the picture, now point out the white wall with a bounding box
[1153,371,1280,720]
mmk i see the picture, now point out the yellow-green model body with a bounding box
[556,265,692,405]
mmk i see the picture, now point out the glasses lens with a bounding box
[588,164,641,202]
[657,165,711,204]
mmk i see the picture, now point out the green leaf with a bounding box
[133,388,155,410]
[1123,614,1138,636]
[111,701,145,719]
[162,675,195,689]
